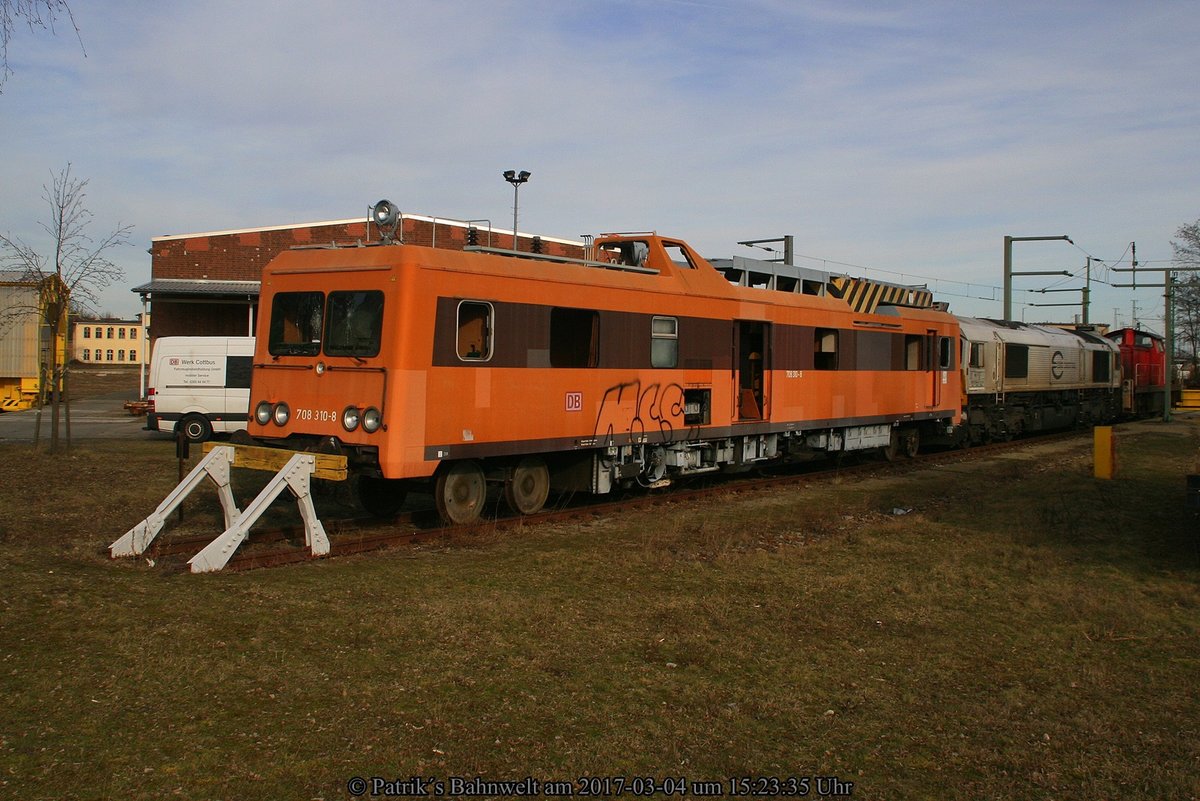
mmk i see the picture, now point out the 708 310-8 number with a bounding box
[294,408,338,423]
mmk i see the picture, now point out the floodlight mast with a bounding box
[503,170,531,251]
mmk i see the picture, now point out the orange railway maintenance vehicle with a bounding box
[113,201,962,571]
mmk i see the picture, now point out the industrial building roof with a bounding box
[130,278,260,297]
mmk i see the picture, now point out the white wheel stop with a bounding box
[111,444,343,573]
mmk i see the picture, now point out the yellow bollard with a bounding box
[1094,425,1115,480]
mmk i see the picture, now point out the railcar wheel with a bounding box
[504,457,550,516]
[882,429,901,462]
[902,428,920,458]
[356,475,407,518]
[179,414,213,443]
[435,460,487,525]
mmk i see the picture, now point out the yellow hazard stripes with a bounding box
[827,276,933,313]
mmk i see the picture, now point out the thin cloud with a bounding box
[0,0,1194,324]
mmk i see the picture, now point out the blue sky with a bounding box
[1,0,1196,328]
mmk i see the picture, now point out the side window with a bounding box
[661,242,695,269]
[904,335,922,370]
[1004,344,1029,379]
[226,356,253,388]
[551,307,599,367]
[939,336,953,370]
[969,342,985,368]
[456,301,493,361]
[651,316,678,368]
[814,328,838,370]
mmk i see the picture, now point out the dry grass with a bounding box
[1,419,1198,800]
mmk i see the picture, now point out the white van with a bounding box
[146,336,255,442]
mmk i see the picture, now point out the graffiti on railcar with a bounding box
[593,380,694,446]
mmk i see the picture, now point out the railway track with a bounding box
[135,428,1090,573]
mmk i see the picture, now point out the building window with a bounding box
[118,328,125,339]
[106,349,114,361]
[129,350,137,362]
[651,316,678,368]
[128,328,137,339]
[455,301,493,361]
[107,327,114,338]
[82,349,90,361]
[83,326,90,338]
[118,350,125,361]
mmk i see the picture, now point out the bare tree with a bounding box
[0,163,131,452]
[1,0,82,91]
[1172,219,1200,386]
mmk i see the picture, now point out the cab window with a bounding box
[969,342,985,368]
[661,242,696,269]
[325,290,384,358]
[939,336,954,369]
[269,292,324,356]
[599,240,649,268]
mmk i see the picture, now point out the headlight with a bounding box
[272,401,290,426]
[255,401,272,425]
[341,405,361,432]
[362,406,382,433]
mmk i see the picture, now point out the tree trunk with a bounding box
[63,366,72,451]
[49,322,61,454]
[33,361,47,450]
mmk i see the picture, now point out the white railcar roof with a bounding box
[957,317,1118,352]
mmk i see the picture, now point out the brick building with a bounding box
[135,212,584,348]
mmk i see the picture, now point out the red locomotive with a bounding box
[1105,327,1167,416]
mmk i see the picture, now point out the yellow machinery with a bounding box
[0,273,67,411]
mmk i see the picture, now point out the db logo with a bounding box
[169,358,180,365]
[565,391,583,412]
